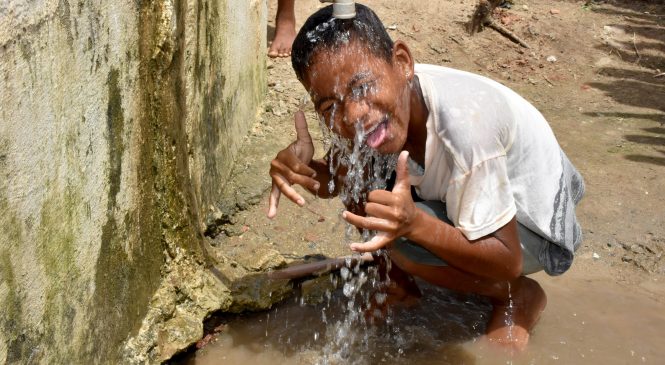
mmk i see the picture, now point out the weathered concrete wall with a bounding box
[0,0,266,363]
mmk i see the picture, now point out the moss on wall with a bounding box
[0,207,26,364]
[0,0,267,363]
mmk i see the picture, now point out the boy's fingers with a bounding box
[267,183,281,218]
[349,232,391,253]
[364,202,394,220]
[294,110,312,144]
[366,190,393,205]
[342,211,396,232]
[287,173,320,193]
[393,151,411,190]
[272,173,306,207]
[291,161,317,178]
[277,144,316,178]
[271,158,316,185]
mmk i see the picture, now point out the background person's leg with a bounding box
[269,0,296,58]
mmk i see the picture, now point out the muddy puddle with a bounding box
[177,265,665,365]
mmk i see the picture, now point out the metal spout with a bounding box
[320,0,356,19]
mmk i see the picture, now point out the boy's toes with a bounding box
[278,46,291,58]
[268,45,279,58]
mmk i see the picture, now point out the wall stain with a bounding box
[56,0,75,49]
[106,68,125,209]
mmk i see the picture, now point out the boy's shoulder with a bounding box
[416,63,534,131]
[415,64,518,100]
[416,64,523,168]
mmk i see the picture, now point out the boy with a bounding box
[267,4,584,351]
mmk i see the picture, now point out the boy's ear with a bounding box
[392,40,415,81]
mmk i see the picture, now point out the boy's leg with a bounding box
[269,0,296,58]
[386,201,547,352]
[387,250,546,352]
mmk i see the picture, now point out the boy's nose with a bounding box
[342,99,370,128]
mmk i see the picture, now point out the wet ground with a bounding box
[184,0,664,363]
[181,264,664,365]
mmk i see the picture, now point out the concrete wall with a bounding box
[0,0,266,363]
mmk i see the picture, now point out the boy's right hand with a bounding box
[267,110,320,218]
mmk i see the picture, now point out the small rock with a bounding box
[300,275,338,305]
[547,55,557,63]
[550,8,560,15]
[196,333,216,349]
[387,24,397,30]
[594,56,613,67]
[592,252,600,260]
[630,244,644,254]
[273,83,285,93]
[522,5,529,11]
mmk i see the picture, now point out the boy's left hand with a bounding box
[343,151,420,252]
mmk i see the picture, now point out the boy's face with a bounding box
[303,40,413,154]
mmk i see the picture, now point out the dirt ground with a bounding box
[210,0,664,314]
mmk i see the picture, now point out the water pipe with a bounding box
[319,0,356,19]
[267,253,374,280]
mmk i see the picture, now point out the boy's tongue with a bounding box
[366,121,387,149]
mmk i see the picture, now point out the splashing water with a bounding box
[506,282,514,343]
[301,14,401,364]
[319,118,398,240]
[306,103,400,364]
[303,81,399,364]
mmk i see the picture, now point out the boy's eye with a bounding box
[320,100,335,114]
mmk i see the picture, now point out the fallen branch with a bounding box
[467,0,531,49]
[543,76,555,86]
[632,32,641,64]
[486,19,531,49]
[654,72,665,78]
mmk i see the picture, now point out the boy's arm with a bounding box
[404,212,522,281]
[343,151,522,281]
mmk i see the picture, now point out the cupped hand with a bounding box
[267,110,320,218]
[343,151,420,252]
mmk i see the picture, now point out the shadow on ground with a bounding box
[583,1,665,166]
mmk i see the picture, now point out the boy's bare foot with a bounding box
[484,277,547,353]
[268,1,296,58]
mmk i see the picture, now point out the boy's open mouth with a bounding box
[365,117,389,149]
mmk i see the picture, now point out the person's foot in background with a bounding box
[268,0,296,58]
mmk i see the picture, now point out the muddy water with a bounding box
[181,266,665,365]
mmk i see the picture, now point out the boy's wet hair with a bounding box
[291,4,394,82]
